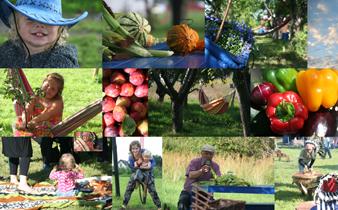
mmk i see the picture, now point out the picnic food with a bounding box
[266,91,308,135]
[263,68,298,92]
[103,69,148,137]
[250,82,277,110]
[167,24,200,55]
[296,69,338,112]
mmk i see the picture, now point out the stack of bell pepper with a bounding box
[251,68,338,136]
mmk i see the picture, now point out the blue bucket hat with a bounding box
[0,0,88,28]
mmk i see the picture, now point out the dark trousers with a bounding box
[178,190,192,210]
[34,137,73,164]
[123,173,161,208]
[324,147,332,158]
[9,157,30,176]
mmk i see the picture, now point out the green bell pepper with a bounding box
[262,68,298,92]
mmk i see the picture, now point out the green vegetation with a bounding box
[0,69,102,137]
[0,140,111,210]
[149,100,242,136]
[162,137,274,209]
[112,176,163,210]
[275,147,338,210]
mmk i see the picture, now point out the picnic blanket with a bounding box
[0,177,112,209]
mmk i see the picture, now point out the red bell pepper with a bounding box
[266,91,308,135]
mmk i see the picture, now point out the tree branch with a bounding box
[178,69,198,101]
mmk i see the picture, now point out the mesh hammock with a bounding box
[198,86,236,115]
[8,69,101,137]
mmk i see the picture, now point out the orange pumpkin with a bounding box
[166,24,199,55]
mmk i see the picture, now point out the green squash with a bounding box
[118,12,151,47]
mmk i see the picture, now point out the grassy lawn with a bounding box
[253,36,307,69]
[112,176,163,210]
[149,101,242,136]
[162,148,275,209]
[275,147,338,210]
[0,140,111,210]
[0,68,103,137]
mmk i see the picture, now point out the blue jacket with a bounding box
[128,149,156,172]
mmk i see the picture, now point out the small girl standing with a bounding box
[49,153,84,197]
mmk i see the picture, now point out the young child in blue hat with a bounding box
[0,0,87,68]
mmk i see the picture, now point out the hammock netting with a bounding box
[205,16,254,69]
[8,69,101,137]
[198,88,236,115]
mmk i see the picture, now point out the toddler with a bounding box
[49,153,84,197]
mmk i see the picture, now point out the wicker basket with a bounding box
[292,172,322,195]
[208,199,246,210]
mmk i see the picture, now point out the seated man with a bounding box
[177,144,221,210]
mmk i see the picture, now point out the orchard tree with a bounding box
[149,69,251,136]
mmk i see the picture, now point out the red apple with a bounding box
[103,112,115,126]
[116,96,131,108]
[120,83,135,97]
[102,97,115,113]
[134,84,148,98]
[131,102,147,118]
[124,68,137,74]
[111,72,126,85]
[105,84,121,98]
[130,71,145,86]
[113,105,127,122]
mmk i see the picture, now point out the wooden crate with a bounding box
[209,199,245,210]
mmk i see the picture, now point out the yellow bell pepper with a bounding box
[296,69,338,112]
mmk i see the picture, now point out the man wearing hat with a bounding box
[298,140,317,173]
[0,0,87,67]
[177,144,221,210]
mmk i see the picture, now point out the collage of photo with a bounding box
[0,0,337,210]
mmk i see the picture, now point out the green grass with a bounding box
[0,140,111,210]
[162,152,275,209]
[0,68,103,137]
[112,176,163,210]
[275,147,338,210]
[253,36,307,69]
[149,100,242,136]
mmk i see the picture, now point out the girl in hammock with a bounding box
[15,72,64,137]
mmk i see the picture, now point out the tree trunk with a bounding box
[156,86,166,103]
[232,70,251,136]
[170,0,184,25]
[172,99,184,133]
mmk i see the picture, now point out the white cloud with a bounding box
[317,3,328,13]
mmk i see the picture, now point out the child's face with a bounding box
[42,77,60,99]
[16,13,60,51]
[142,155,151,163]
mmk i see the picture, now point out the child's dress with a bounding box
[49,170,84,197]
[14,101,62,137]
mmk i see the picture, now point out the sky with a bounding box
[114,137,163,162]
[308,0,338,68]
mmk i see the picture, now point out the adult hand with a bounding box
[200,165,210,173]
[27,120,36,130]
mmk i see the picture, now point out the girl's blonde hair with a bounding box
[8,12,69,47]
[43,72,64,97]
[58,153,76,171]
